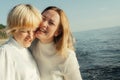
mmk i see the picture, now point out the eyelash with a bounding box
[42,17,54,25]
[20,30,27,33]
[19,30,35,33]
[49,22,54,25]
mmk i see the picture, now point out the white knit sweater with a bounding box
[31,40,82,80]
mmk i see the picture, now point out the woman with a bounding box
[30,6,82,80]
[0,4,42,80]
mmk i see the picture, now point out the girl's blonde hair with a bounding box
[7,4,42,34]
[42,6,75,57]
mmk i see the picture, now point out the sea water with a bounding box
[74,27,120,80]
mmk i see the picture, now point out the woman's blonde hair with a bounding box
[42,6,75,57]
[7,4,42,34]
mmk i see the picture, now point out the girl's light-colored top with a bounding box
[0,38,40,80]
[31,40,82,80]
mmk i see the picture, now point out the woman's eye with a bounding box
[49,22,54,25]
[42,17,46,21]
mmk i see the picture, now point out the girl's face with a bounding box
[13,28,36,48]
[35,10,60,43]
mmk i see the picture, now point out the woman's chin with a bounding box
[35,34,41,40]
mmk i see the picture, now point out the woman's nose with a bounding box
[42,21,48,29]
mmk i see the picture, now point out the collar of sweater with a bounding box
[37,41,57,56]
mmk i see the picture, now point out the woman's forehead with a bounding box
[42,10,60,22]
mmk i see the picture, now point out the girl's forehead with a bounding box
[19,27,37,31]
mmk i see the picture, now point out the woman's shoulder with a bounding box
[64,49,78,64]
[66,48,76,57]
[59,49,79,73]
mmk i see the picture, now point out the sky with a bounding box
[0,0,120,32]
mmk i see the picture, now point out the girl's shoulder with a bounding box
[0,43,11,59]
[0,40,14,56]
[0,42,10,51]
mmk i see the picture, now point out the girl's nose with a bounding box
[28,30,34,39]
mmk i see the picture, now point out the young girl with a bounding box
[0,4,42,80]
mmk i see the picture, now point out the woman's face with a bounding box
[35,10,60,43]
[13,28,36,48]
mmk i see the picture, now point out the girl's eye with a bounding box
[19,30,27,33]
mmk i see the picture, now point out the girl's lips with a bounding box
[24,37,33,42]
